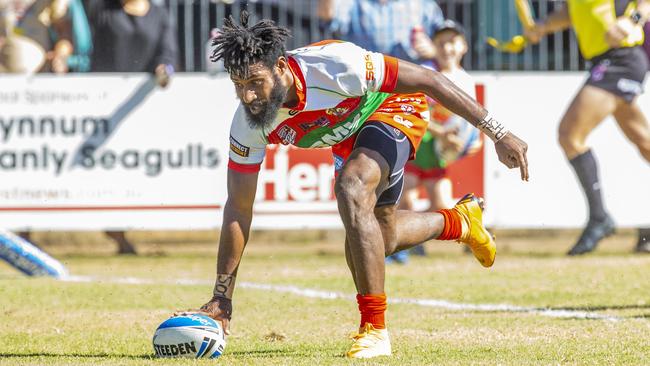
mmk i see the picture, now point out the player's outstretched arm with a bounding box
[200,168,259,334]
[393,60,529,181]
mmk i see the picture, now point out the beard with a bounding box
[243,74,287,129]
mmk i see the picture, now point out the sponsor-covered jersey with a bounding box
[228,40,428,173]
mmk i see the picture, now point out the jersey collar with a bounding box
[284,56,306,111]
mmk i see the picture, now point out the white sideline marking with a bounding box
[62,275,621,321]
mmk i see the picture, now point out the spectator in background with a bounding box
[398,20,481,260]
[0,0,67,73]
[85,0,178,254]
[86,0,177,86]
[643,22,650,59]
[318,0,444,64]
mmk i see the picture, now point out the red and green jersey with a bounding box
[228,40,428,173]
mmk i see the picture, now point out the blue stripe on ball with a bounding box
[157,314,219,330]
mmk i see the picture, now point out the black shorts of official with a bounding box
[585,46,648,103]
[352,121,411,207]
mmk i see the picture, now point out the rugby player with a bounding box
[526,0,650,255]
[195,12,528,358]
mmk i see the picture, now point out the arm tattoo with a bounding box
[213,274,236,299]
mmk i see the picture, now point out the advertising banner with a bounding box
[2,73,646,230]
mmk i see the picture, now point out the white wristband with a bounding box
[477,114,509,143]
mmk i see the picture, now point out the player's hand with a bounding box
[175,296,232,335]
[199,296,232,335]
[524,22,545,44]
[605,17,634,48]
[495,132,529,181]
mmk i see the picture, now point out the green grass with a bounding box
[1,231,649,365]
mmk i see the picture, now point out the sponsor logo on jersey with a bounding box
[299,117,330,132]
[277,125,297,145]
[393,115,414,128]
[400,104,415,114]
[393,96,423,104]
[333,154,345,172]
[364,54,375,81]
[229,136,250,157]
[310,114,363,148]
[326,107,350,117]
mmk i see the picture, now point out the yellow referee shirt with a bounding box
[568,0,645,59]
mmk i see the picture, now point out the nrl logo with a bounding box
[299,117,329,131]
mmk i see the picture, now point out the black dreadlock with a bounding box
[210,10,291,78]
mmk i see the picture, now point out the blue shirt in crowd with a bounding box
[324,0,444,63]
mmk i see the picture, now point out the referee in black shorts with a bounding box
[525,0,650,255]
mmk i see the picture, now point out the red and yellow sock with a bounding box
[436,208,463,240]
[357,293,387,330]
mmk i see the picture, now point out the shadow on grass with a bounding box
[2,350,343,360]
[226,348,339,358]
[1,353,153,359]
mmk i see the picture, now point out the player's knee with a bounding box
[558,130,578,155]
[335,173,372,211]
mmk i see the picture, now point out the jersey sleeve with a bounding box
[228,105,267,174]
[294,41,399,97]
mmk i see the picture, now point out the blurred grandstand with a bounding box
[171,0,588,72]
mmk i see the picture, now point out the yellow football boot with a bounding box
[346,323,392,359]
[453,193,496,267]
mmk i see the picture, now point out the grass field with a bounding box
[1,230,649,365]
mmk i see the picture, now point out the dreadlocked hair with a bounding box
[210,10,291,78]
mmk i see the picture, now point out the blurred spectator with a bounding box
[318,0,444,63]
[398,20,480,260]
[86,0,178,86]
[205,28,225,75]
[64,0,92,72]
[0,0,91,73]
[643,22,650,59]
[85,0,179,254]
[0,0,53,73]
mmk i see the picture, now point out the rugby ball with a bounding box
[153,314,226,358]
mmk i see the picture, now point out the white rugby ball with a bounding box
[153,314,226,358]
